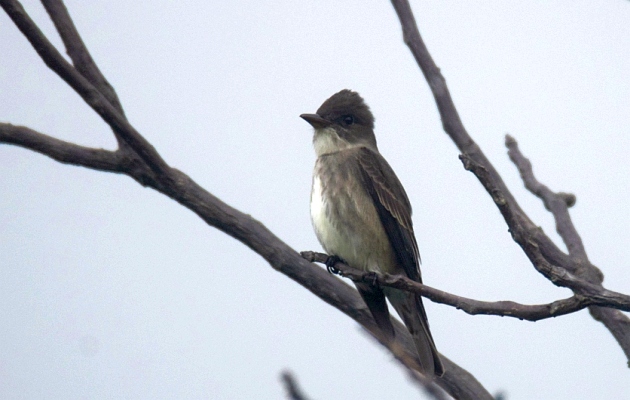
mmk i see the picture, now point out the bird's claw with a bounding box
[325,255,343,275]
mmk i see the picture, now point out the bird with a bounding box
[300,89,444,376]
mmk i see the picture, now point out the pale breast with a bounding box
[310,174,327,243]
[310,173,343,255]
[310,155,396,273]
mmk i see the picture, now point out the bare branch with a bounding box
[505,135,589,264]
[457,154,598,292]
[302,251,630,320]
[358,330,454,400]
[0,122,163,188]
[504,135,630,363]
[461,142,630,362]
[41,0,124,116]
[0,0,169,178]
[389,0,566,267]
[0,123,121,172]
[590,307,630,368]
[390,0,630,364]
[40,0,132,153]
[280,371,311,400]
[388,0,584,273]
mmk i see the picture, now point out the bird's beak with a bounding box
[300,113,331,129]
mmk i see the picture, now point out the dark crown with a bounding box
[316,89,375,129]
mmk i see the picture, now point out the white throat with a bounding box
[312,127,362,157]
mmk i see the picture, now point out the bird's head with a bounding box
[301,89,377,156]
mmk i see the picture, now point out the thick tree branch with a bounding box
[390,0,630,364]
[0,122,163,189]
[460,141,630,363]
[302,251,630,320]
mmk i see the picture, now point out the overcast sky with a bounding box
[1,1,628,399]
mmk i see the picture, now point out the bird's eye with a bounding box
[342,115,354,126]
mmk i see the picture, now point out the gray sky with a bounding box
[1,1,628,399]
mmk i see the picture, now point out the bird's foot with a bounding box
[364,271,379,288]
[325,255,344,275]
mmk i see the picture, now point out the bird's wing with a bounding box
[356,147,422,282]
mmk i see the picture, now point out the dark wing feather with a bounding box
[356,147,422,282]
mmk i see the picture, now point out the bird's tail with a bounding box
[384,287,444,377]
[355,282,396,341]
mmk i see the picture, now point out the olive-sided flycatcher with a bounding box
[300,89,444,376]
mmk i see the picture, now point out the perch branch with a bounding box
[301,251,630,320]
